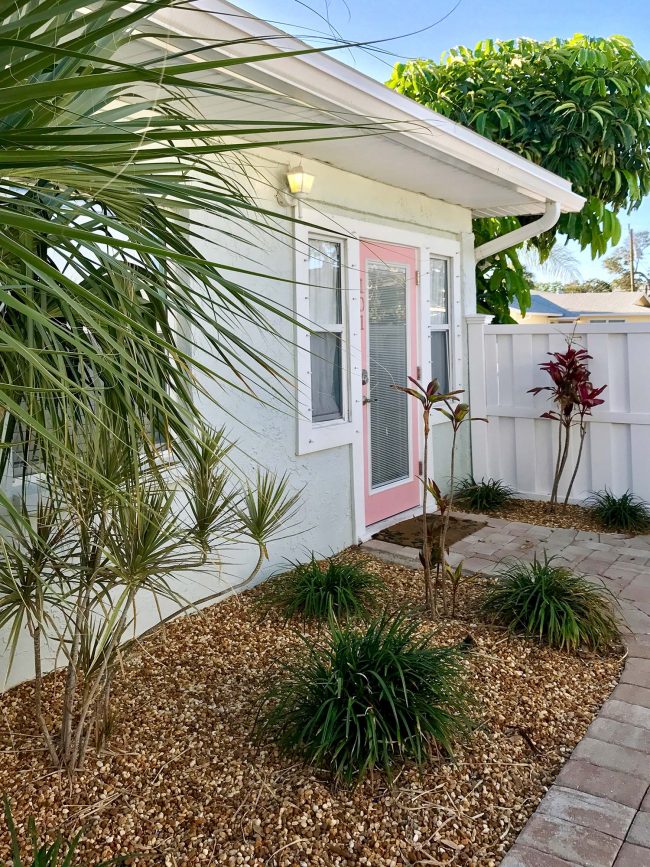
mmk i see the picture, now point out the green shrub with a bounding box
[257,612,473,782]
[586,489,650,533]
[480,556,620,652]
[260,555,383,621]
[2,797,126,866]
[454,476,514,512]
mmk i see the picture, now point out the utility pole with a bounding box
[630,225,636,293]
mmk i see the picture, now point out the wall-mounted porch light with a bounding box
[286,165,315,197]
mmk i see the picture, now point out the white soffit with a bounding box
[145,0,585,218]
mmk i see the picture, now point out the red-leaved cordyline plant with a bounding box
[393,379,485,616]
[529,343,606,506]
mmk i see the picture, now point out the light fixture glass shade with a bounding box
[286,167,315,195]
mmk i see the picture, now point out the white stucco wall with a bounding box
[0,148,476,689]
[190,146,475,551]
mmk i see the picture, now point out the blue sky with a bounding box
[240,0,649,283]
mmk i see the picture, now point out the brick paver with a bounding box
[449,514,650,865]
[362,512,650,865]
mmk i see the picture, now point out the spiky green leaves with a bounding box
[260,556,383,621]
[0,0,368,518]
[586,489,650,534]
[236,471,300,560]
[257,612,473,783]
[480,556,620,651]
[454,476,514,512]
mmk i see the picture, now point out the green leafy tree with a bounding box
[561,278,613,293]
[531,277,612,293]
[604,230,650,291]
[389,35,650,321]
[532,281,566,294]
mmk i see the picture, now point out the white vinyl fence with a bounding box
[467,315,650,503]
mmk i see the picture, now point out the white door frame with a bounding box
[295,205,462,542]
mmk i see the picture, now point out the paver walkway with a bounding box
[364,513,650,867]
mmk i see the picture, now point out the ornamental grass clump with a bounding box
[454,476,514,512]
[257,612,473,783]
[260,556,383,621]
[480,556,620,652]
[586,489,650,534]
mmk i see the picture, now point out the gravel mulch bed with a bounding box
[454,498,629,535]
[0,553,623,866]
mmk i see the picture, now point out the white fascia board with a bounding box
[149,0,585,215]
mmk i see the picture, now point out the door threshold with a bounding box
[359,505,439,544]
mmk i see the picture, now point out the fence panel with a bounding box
[467,319,650,503]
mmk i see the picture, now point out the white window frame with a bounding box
[429,256,452,397]
[420,244,463,427]
[295,211,361,455]
[307,236,348,425]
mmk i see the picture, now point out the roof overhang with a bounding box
[143,0,585,219]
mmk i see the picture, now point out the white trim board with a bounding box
[293,204,463,542]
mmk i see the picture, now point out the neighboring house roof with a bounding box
[145,1,585,219]
[511,294,571,317]
[512,291,650,318]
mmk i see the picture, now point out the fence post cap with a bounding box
[465,314,493,325]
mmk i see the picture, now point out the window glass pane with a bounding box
[431,330,449,394]
[430,257,449,325]
[309,239,341,325]
[368,261,410,487]
[310,332,343,422]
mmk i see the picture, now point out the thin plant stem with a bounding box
[421,410,432,612]
[550,419,564,506]
[30,616,58,766]
[551,420,572,507]
[564,420,587,505]
[438,423,459,617]
[433,560,440,614]
[555,421,572,505]
[70,588,136,771]
[60,583,86,763]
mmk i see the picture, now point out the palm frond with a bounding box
[0,0,370,506]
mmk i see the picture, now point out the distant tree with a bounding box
[533,281,566,294]
[389,35,650,321]
[523,246,582,284]
[604,231,650,291]
[562,278,613,293]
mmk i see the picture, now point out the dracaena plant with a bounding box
[393,379,484,616]
[0,413,299,774]
[392,379,462,613]
[428,401,486,616]
[529,343,606,506]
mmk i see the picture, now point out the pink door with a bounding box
[360,240,420,527]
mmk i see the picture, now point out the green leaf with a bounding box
[0,0,372,528]
[388,33,650,316]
